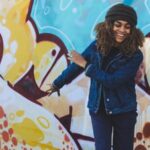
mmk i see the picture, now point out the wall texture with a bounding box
[0,0,150,149]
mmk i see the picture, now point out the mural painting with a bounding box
[0,0,150,149]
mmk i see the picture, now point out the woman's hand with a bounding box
[46,83,60,96]
[67,50,87,68]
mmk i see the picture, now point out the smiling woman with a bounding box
[47,3,145,150]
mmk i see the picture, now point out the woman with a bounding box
[48,4,144,150]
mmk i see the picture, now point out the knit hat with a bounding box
[105,4,137,26]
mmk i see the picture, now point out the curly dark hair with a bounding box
[94,20,144,56]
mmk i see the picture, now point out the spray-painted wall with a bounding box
[0,0,150,150]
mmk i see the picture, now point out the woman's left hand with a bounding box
[67,50,87,68]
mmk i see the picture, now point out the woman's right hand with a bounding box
[46,83,60,96]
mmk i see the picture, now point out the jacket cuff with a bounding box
[52,82,60,90]
[52,83,61,96]
[84,62,90,69]
[85,64,94,76]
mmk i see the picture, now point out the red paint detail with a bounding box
[64,134,70,142]
[135,144,147,150]
[2,131,9,142]
[0,106,5,118]
[12,137,18,146]
[8,128,14,136]
[3,120,8,128]
[143,122,150,138]
[136,132,143,140]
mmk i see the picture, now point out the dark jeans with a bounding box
[89,110,137,150]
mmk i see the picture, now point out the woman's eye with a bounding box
[125,25,131,29]
[114,24,121,27]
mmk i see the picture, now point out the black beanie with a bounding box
[105,4,137,26]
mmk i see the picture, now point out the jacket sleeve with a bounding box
[53,41,96,89]
[85,50,143,89]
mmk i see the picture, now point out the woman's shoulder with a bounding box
[127,48,143,58]
[135,49,143,57]
[88,40,97,47]
[87,40,98,52]
[81,40,98,57]
[131,49,143,62]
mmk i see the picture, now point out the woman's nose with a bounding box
[119,26,126,32]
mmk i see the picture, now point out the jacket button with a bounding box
[109,111,112,114]
[106,98,110,102]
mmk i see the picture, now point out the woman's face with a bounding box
[113,20,131,43]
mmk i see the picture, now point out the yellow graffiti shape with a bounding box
[16,110,25,117]
[3,0,34,82]
[12,117,59,149]
[37,142,59,150]
[33,41,59,86]
[1,0,66,89]
[37,116,50,129]
[12,117,44,146]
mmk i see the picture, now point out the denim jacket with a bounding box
[53,41,143,114]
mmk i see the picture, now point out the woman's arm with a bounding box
[47,41,96,95]
[85,50,143,89]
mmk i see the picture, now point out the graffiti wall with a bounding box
[0,0,150,149]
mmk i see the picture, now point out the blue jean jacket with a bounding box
[53,41,143,114]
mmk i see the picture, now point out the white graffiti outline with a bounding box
[60,0,73,11]
[144,0,150,15]
[142,24,150,33]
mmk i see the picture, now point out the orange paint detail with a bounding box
[3,120,8,128]
[136,132,143,140]
[12,137,18,146]
[143,122,150,138]
[8,128,13,136]
[0,106,5,118]
[135,144,147,150]
[2,131,9,142]
[64,134,70,143]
